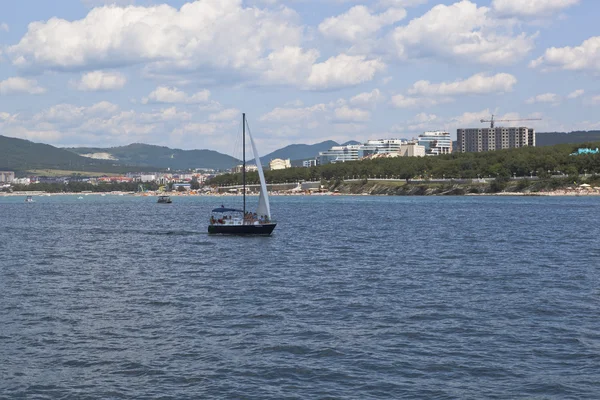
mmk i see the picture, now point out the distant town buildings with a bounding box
[358,139,406,158]
[269,158,291,170]
[0,171,15,183]
[231,165,258,174]
[417,131,452,155]
[318,145,361,165]
[316,137,434,165]
[457,127,535,153]
[303,159,317,168]
[399,142,426,157]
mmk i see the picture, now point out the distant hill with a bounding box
[67,143,240,170]
[0,135,122,174]
[536,131,600,147]
[261,140,353,164]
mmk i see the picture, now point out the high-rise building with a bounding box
[0,171,15,183]
[417,131,452,155]
[457,127,535,153]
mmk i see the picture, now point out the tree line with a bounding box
[208,142,600,186]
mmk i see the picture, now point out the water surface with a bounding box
[1,195,599,398]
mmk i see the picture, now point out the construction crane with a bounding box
[480,114,542,129]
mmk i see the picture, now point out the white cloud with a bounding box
[1,101,200,147]
[306,54,385,89]
[450,108,493,127]
[333,105,371,122]
[390,94,453,108]
[8,2,302,74]
[0,22,8,32]
[526,93,561,105]
[390,0,535,64]
[408,72,517,96]
[8,2,385,90]
[567,89,584,99]
[318,5,406,42]
[259,103,328,122]
[0,77,46,95]
[209,108,239,122]
[349,89,384,107]
[586,95,600,106]
[530,36,600,72]
[72,70,127,91]
[492,0,579,18]
[142,86,211,104]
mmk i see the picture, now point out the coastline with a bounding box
[3,189,600,197]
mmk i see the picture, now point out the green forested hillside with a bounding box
[68,143,240,170]
[0,135,113,173]
[210,142,600,185]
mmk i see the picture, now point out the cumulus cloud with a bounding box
[0,77,46,95]
[306,54,385,90]
[8,2,384,90]
[349,89,384,107]
[333,105,371,122]
[530,36,600,72]
[71,70,127,91]
[526,93,561,105]
[141,86,211,104]
[408,73,517,96]
[259,103,328,122]
[8,2,302,74]
[492,0,579,18]
[209,108,239,122]
[0,101,213,148]
[567,89,584,99]
[390,94,453,108]
[390,0,535,64]
[318,5,406,42]
[0,22,8,32]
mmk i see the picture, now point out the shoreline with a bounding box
[2,190,600,197]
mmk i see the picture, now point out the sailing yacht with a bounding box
[208,113,276,235]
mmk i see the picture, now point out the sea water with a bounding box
[1,195,599,398]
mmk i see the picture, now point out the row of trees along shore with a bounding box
[208,142,600,186]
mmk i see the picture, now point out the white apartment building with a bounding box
[318,145,361,165]
[269,158,291,170]
[358,139,406,158]
[0,171,15,183]
[418,131,452,155]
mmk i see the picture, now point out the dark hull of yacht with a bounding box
[208,223,276,235]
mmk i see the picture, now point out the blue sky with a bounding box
[1,0,599,155]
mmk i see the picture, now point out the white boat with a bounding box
[25,195,34,203]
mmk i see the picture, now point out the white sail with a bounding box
[247,126,271,219]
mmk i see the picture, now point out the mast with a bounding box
[242,112,246,215]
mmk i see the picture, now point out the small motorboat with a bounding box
[157,195,172,204]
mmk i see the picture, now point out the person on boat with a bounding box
[210,216,216,225]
